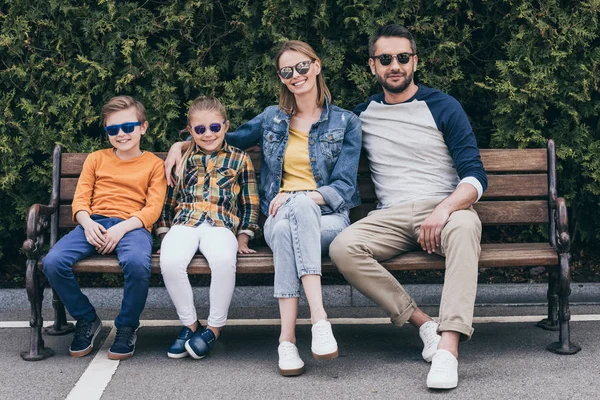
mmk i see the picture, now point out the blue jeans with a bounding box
[42,215,152,328]
[263,193,350,298]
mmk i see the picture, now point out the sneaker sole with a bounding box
[312,349,338,360]
[107,349,134,360]
[167,351,190,359]
[427,380,458,390]
[184,341,206,360]
[69,321,102,357]
[279,366,305,376]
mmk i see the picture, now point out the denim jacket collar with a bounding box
[273,96,331,124]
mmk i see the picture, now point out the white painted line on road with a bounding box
[66,326,118,400]
[3,314,600,329]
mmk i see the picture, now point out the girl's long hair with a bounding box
[176,96,227,190]
[275,40,331,114]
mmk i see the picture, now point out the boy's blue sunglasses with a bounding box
[104,122,141,136]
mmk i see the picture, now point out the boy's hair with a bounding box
[101,96,147,126]
[274,40,331,115]
[176,96,228,189]
[368,24,417,56]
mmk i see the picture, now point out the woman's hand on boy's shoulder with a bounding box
[237,233,256,254]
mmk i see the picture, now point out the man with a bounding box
[329,24,487,389]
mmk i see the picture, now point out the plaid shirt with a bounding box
[156,142,259,237]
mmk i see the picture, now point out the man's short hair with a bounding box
[101,96,147,126]
[369,24,417,57]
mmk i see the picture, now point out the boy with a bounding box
[43,96,167,360]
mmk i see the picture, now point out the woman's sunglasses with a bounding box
[104,122,141,136]
[371,53,416,66]
[277,60,315,79]
[191,120,227,135]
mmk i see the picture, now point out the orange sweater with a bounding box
[71,149,167,231]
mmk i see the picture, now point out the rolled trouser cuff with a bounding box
[438,320,474,341]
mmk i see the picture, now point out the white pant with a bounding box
[160,222,238,327]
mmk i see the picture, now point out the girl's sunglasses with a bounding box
[277,60,315,79]
[104,122,141,136]
[191,120,227,135]
[371,53,416,66]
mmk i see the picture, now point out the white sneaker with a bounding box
[426,349,459,389]
[278,341,305,376]
[419,320,441,362]
[311,320,338,360]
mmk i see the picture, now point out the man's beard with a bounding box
[376,70,414,94]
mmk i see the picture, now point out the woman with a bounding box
[165,40,361,376]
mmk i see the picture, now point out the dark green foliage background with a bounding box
[1,1,599,285]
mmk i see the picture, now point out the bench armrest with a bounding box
[22,203,57,260]
[555,197,570,254]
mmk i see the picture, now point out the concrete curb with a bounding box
[1,283,599,310]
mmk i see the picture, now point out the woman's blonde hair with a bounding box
[175,96,228,189]
[275,40,331,114]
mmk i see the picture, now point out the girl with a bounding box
[166,41,362,375]
[157,96,259,359]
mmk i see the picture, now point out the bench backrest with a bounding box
[55,143,557,236]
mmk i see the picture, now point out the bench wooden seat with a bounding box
[20,140,581,360]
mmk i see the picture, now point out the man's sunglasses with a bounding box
[277,60,315,79]
[191,120,227,135]
[104,122,141,136]
[371,53,416,66]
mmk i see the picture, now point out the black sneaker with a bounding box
[108,326,138,360]
[69,316,102,357]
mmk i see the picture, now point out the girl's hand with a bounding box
[98,224,127,255]
[237,234,256,254]
[269,192,291,216]
[81,219,107,248]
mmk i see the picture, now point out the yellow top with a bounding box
[71,148,167,231]
[280,127,317,192]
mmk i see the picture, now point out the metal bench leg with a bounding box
[537,267,559,331]
[21,260,54,361]
[546,254,581,354]
[44,288,75,336]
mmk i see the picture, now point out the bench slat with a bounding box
[59,200,549,229]
[60,173,549,202]
[51,243,556,274]
[61,148,547,176]
[349,200,549,225]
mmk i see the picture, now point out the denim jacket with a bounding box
[226,98,362,217]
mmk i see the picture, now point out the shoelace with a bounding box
[422,325,440,347]
[115,328,134,344]
[280,343,296,358]
[74,320,91,337]
[430,353,456,375]
[314,324,334,344]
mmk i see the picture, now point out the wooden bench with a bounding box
[21,140,581,360]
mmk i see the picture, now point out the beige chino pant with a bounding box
[329,198,481,339]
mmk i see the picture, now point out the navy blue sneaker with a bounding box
[167,324,202,359]
[108,326,138,360]
[70,315,102,357]
[185,328,217,359]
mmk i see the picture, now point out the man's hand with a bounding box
[269,192,291,216]
[418,205,451,254]
[237,233,256,254]
[81,219,107,248]
[164,141,188,187]
[97,223,127,255]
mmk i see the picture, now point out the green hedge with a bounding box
[1,0,599,281]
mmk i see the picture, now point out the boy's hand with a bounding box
[237,233,256,254]
[156,233,166,254]
[81,219,107,248]
[98,223,127,255]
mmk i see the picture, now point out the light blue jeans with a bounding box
[263,193,350,298]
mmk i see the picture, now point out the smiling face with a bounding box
[369,36,418,97]
[277,50,321,99]
[105,107,147,159]
[188,110,229,154]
